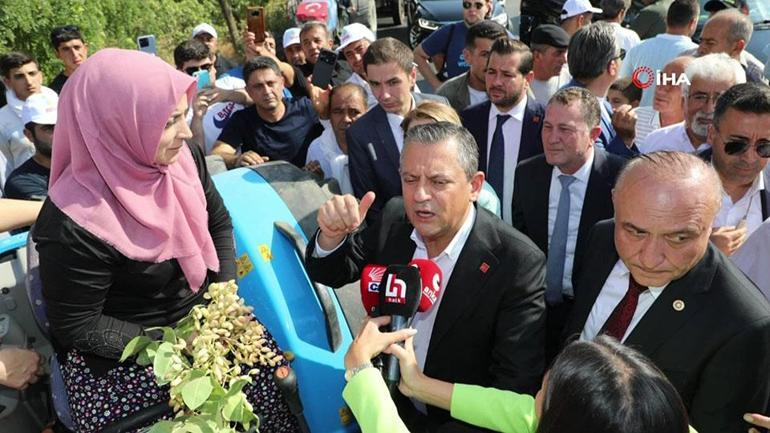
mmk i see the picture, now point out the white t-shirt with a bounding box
[468,85,488,106]
[530,66,571,104]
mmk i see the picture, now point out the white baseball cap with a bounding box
[21,92,58,125]
[192,23,218,39]
[283,27,301,48]
[337,23,376,52]
[560,0,603,20]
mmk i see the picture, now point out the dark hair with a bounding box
[610,77,642,104]
[300,21,330,40]
[0,52,37,78]
[364,37,414,76]
[173,39,211,69]
[243,56,282,83]
[600,0,630,19]
[713,82,770,130]
[488,38,533,75]
[549,87,601,128]
[328,82,368,111]
[465,20,508,50]
[538,336,690,433]
[567,22,618,81]
[50,25,84,50]
[667,0,699,28]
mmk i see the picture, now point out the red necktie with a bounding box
[601,275,649,341]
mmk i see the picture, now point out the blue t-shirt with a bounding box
[216,97,322,167]
[421,22,469,80]
[3,156,49,200]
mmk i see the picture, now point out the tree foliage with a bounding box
[0,0,292,81]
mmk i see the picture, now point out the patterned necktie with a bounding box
[545,175,576,305]
[487,114,511,199]
[601,274,649,341]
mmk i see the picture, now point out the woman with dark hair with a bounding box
[33,48,296,432]
[343,316,694,433]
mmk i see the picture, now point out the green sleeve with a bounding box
[450,384,538,433]
[342,368,411,433]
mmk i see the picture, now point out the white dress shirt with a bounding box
[639,121,710,154]
[714,174,765,237]
[732,218,770,301]
[487,96,527,225]
[547,148,594,297]
[580,260,666,343]
[633,106,661,149]
[385,96,415,153]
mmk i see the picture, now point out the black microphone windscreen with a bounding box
[378,265,421,318]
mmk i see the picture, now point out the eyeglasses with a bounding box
[184,63,213,75]
[462,1,486,9]
[715,128,770,158]
[688,92,722,106]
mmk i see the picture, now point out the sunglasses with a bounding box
[462,1,486,9]
[723,139,770,158]
[184,63,213,75]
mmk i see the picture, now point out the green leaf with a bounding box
[225,376,252,397]
[120,335,151,362]
[176,315,196,340]
[221,392,249,423]
[162,326,177,344]
[181,375,214,411]
[153,342,175,384]
[137,341,160,366]
[146,420,175,433]
[181,416,215,433]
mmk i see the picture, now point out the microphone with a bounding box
[378,264,422,392]
[360,264,387,316]
[408,258,443,313]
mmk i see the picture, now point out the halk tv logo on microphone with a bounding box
[383,273,407,304]
[631,66,690,89]
[366,266,385,293]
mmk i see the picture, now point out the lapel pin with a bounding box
[532,115,541,124]
[479,262,490,273]
[673,300,685,312]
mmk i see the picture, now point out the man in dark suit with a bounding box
[308,123,546,432]
[512,87,625,360]
[460,38,545,225]
[347,37,448,223]
[561,151,770,433]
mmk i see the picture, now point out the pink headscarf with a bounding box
[48,48,219,292]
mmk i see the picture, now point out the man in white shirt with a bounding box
[339,23,378,108]
[307,122,546,431]
[641,53,745,154]
[461,38,546,225]
[305,83,368,194]
[560,0,602,37]
[529,24,572,104]
[0,52,51,188]
[599,0,641,53]
[620,0,699,107]
[706,83,770,257]
[562,151,770,433]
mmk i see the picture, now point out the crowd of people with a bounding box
[2,0,770,431]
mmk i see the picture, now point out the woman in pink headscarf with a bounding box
[32,49,296,432]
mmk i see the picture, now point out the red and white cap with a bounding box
[560,0,603,20]
[338,23,375,52]
[21,92,58,125]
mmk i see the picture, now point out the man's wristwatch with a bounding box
[344,361,374,382]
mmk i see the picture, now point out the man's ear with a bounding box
[462,48,473,66]
[23,128,33,142]
[469,171,485,201]
[524,70,534,85]
[732,39,746,57]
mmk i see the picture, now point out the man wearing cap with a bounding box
[339,23,378,108]
[704,0,749,16]
[414,0,494,91]
[48,25,88,95]
[529,24,572,103]
[560,0,602,37]
[282,27,306,67]
[697,9,767,84]
[437,20,509,112]
[620,0,699,107]
[600,0,641,53]
[3,92,56,201]
[0,52,57,191]
[193,23,238,76]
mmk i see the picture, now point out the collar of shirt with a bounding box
[410,205,476,262]
[489,94,527,122]
[386,95,415,152]
[722,172,765,206]
[553,146,594,183]
[656,33,694,42]
[616,259,667,298]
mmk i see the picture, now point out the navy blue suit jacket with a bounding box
[347,93,449,223]
[459,98,545,174]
